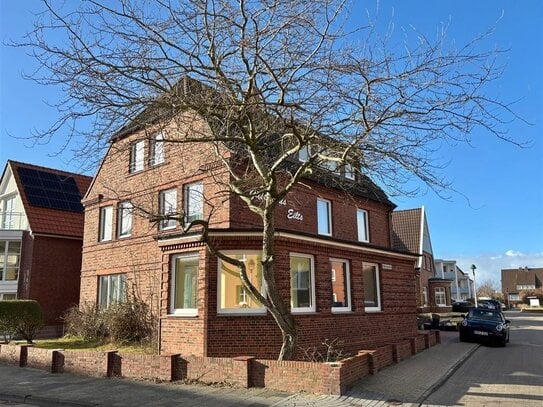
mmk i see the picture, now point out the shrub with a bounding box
[63,297,156,346]
[102,298,155,345]
[64,302,106,342]
[0,300,44,343]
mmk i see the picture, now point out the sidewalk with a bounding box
[0,331,478,407]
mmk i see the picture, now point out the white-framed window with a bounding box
[150,132,165,166]
[422,286,428,306]
[184,182,204,223]
[290,253,315,313]
[344,164,355,180]
[357,209,369,242]
[508,293,520,301]
[218,252,265,314]
[129,140,145,173]
[298,145,309,162]
[435,287,447,306]
[117,201,133,238]
[330,259,351,312]
[0,293,17,300]
[1,195,16,229]
[170,253,199,316]
[317,198,332,236]
[363,262,381,312]
[0,240,21,281]
[99,206,113,242]
[98,274,126,308]
[159,189,177,230]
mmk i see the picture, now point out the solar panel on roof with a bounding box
[17,167,84,212]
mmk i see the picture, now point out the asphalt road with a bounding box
[426,310,543,406]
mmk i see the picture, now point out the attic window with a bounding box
[344,164,355,180]
[129,140,145,173]
[298,146,309,162]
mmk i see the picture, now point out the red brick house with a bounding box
[391,207,452,312]
[80,89,420,360]
[0,160,92,336]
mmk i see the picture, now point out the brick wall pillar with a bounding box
[233,356,255,388]
[391,344,399,363]
[159,353,179,381]
[432,329,441,344]
[408,337,416,355]
[52,350,64,373]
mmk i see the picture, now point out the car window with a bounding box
[468,309,502,321]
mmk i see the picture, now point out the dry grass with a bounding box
[30,336,157,354]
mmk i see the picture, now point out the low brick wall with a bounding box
[392,340,412,363]
[26,347,63,373]
[0,344,27,366]
[62,350,114,377]
[0,331,440,395]
[251,358,341,394]
[338,351,371,393]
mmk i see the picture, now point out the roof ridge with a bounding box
[8,159,92,179]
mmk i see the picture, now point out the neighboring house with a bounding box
[0,160,92,336]
[434,260,474,302]
[502,267,543,304]
[391,207,452,312]
[80,79,420,359]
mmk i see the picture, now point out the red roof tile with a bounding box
[391,208,422,255]
[8,160,92,238]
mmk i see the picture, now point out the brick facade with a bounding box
[80,111,419,360]
[17,234,83,335]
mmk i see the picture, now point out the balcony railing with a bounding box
[0,212,27,230]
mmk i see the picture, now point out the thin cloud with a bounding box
[505,250,525,257]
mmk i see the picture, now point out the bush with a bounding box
[64,302,106,342]
[102,299,155,344]
[64,297,156,346]
[0,300,44,343]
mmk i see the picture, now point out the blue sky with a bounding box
[1,1,542,286]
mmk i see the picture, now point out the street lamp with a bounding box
[471,264,478,307]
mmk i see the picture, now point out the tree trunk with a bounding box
[261,205,298,360]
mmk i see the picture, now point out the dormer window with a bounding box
[129,140,145,173]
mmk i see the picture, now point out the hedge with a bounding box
[0,300,44,343]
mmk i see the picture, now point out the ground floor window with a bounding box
[330,259,351,312]
[98,274,126,308]
[435,287,447,306]
[290,253,315,313]
[363,262,381,311]
[218,252,265,314]
[171,253,199,316]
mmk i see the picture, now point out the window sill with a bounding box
[364,308,382,313]
[166,312,198,318]
[217,309,267,316]
[291,309,317,315]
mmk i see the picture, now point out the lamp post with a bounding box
[471,264,478,307]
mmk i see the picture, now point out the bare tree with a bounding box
[15,0,521,360]
[476,278,501,299]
